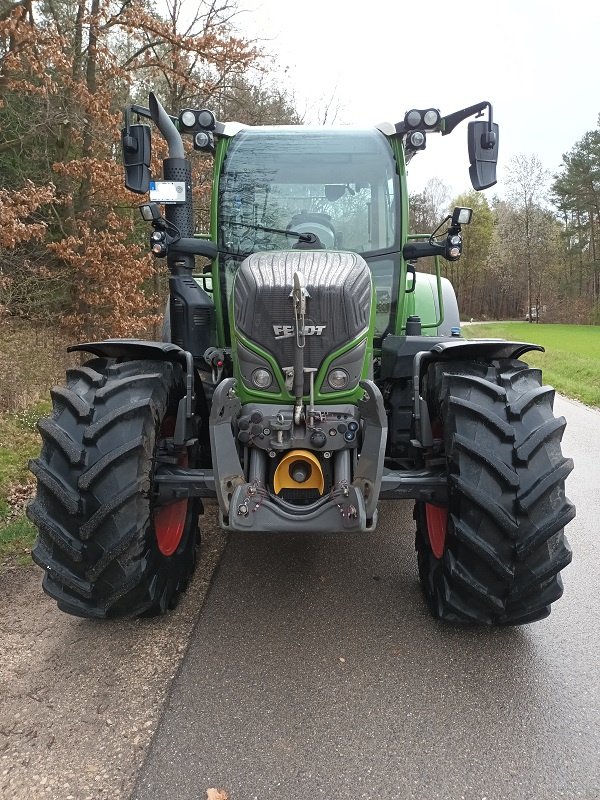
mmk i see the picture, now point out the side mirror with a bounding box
[121,124,151,194]
[468,120,499,190]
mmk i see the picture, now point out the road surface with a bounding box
[133,395,599,800]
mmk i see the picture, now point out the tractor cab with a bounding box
[217,127,400,342]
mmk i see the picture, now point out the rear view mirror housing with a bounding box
[468,120,499,190]
[122,124,152,194]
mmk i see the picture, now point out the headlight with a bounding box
[327,368,349,390]
[251,368,273,389]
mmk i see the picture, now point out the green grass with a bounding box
[0,518,38,564]
[463,322,600,407]
[0,399,50,563]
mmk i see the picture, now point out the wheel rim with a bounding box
[154,416,188,557]
[425,503,448,559]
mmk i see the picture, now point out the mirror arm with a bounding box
[122,104,154,141]
[170,238,218,259]
[442,101,493,136]
[402,240,445,261]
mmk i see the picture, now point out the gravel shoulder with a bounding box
[0,506,225,800]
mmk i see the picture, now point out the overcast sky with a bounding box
[237,0,599,202]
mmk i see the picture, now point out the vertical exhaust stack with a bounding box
[148,92,215,360]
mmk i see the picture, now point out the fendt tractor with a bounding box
[28,95,575,624]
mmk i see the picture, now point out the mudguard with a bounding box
[426,338,544,361]
[412,338,545,447]
[68,339,189,365]
[69,339,196,444]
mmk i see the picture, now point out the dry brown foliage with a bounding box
[206,789,230,800]
[0,0,261,338]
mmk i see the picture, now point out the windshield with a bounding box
[217,126,401,342]
[219,127,399,256]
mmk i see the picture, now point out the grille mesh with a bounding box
[233,250,371,369]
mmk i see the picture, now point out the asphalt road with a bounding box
[133,395,599,800]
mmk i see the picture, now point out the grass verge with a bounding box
[0,400,49,565]
[463,322,600,407]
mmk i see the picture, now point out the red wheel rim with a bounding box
[154,417,188,557]
[425,503,448,559]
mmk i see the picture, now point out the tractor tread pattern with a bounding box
[37,418,84,465]
[516,457,574,512]
[32,540,94,597]
[28,359,199,619]
[83,400,152,442]
[65,366,106,387]
[452,433,519,487]
[78,436,144,490]
[516,500,576,559]
[415,358,573,626]
[79,479,146,540]
[448,396,515,441]
[28,458,80,515]
[515,415,567,462]
[443,550,505,611]
[50,386,93,419]
[27,500,84,561]
[507,385,555,418]
[94,373,164,401]
[450,475,519,537]
[451,515,514,581]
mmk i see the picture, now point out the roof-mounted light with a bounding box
[180,110,196,128]
[197,109,215,129]
[407,130,426,150]
[405,110,422,128]
[178,108,216,131]
[193,130,215,153]
[423,108,441,128]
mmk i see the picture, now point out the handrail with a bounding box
[405,233,444,330]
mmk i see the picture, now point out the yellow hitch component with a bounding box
[273,449,325,495]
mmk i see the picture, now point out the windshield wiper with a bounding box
[224,219,315,243]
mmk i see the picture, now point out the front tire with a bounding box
[28,358,200,618]
[415,359,574,625]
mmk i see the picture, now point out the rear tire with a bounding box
[28,358,200,618]
[415,359,574,625]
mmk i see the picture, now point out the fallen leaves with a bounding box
[206,789,230,800]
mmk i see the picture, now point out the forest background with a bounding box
[1,0,600,414]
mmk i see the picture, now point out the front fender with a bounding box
[69,339,196,442]
[413,338,545,447]
[427,338,544,361]
[68,338,189,365]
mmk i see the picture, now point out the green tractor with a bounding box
[28,95,574,624]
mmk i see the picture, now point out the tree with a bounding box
[0,0,299,335]
[552,128,600,310]
[447,190,493,317]
[505,154,550,322]
[409,177,450,234]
